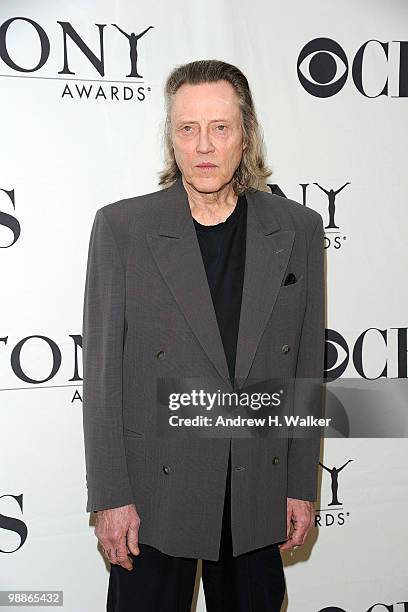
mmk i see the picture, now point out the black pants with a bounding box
[107,447,286,611]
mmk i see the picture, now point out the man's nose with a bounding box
[196,129,215,153]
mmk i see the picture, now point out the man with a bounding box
[82,59,325,611]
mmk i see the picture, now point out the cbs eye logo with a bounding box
[297,36,408,98]
[325,329,349,380]
[297,38,348,98]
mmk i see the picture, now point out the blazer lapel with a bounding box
[235,188,295,388]
[146,176,295,390]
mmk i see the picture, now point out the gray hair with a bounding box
[157,59,272,195]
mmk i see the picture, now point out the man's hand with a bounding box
[278,497,315,551]
[95,504,141,570]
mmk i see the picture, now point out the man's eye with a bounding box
[216,125,226,131]
[182,126,193,132]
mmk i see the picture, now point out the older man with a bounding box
[82,59,325,611]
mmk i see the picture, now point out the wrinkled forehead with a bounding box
[170,81,242,124]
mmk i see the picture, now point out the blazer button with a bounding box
[272,456,280,465]
[281,344,290,354]
[162,465,170,474]
[156,350,166,360]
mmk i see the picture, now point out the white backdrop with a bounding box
[1,1,407,610]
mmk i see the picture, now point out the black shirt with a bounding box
[193,194,247,387]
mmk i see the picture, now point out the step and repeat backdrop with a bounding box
[1,0,407,610]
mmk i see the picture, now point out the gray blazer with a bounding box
[82,175,325,560]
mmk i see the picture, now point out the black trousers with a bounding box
[107,447,286,611]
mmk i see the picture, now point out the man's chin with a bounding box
[186,176,230,194]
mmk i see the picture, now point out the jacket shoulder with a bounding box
[250,188,323,242]
[95,185,169,235]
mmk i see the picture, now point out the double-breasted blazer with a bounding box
[81,174,325,561]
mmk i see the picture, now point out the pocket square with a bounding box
[283,272,297,286]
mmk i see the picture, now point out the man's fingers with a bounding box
[102,546,119,565]
[279,537,297,551]
[101,540,133,570]
[115,545,134,570]
[279,521,312,550]
[279,518,308,550]
[279,499,315,551]
[279,533,303,551]
[127,524,141,557]
[95,506,141,571]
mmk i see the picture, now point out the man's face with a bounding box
[170,80,246,194]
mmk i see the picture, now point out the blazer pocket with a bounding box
[276,274,304,301]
